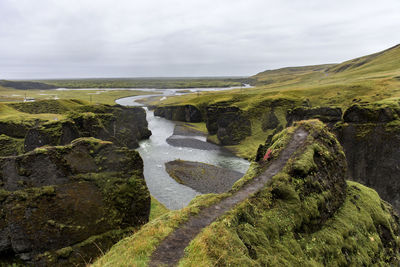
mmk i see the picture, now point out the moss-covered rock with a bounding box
[0,120,35,139]
[23,104,151,152]
[286,106,342,126]
[0,134,24,157]
[154,105,203,122]
[343,104,399,123]
[206,104,252,145]
[335,117,400,213]
[0,138,150,266]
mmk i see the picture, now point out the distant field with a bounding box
[0,77,248,105]
[0,77,247,90]
[38,77,245,89]
[0,88,157,105]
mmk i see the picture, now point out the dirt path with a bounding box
[149,128,309,267]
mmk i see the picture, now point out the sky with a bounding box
[0,0,399,79]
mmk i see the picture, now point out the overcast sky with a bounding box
[0,0,399,79]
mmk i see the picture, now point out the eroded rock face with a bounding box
[0,138,150,266]
[154,105,202,122]
[335,118,400,212]
[24,105,151,152]
[343,104,398,123]
[0,120,34,139]
[206,105,251,145]
[286,106,342,126]
[262,109,279,131]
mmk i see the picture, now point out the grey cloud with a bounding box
[0,0,399,79]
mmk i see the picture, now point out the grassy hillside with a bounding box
[152,44,400,158]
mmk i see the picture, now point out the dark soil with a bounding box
[165,160,244,194]
[149,128,308,267]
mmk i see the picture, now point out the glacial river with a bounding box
[116,88,250,210]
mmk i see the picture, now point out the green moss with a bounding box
[0,134,24,156]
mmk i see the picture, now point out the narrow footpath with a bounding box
[149,128,309,267]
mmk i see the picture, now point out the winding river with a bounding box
[116,87,250,210]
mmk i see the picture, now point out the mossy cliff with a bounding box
[93,120,400,266]
[154,105,202,122]
[333,102,400,213]
[0,138,150,266]
[0,100,151,156]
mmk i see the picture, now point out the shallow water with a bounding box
[117,90,250,210]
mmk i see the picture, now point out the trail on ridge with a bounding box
[149,128,309,267]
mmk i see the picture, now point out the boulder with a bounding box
[0,138,150,266]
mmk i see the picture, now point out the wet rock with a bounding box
[0,138,150,266]
[154,105,202,122]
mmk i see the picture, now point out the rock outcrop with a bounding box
[154,105,202,122]
[206,104,251,145]
[0,138,150,266]
[343,104,398,123]
[335,104,400,212]
[24,105,151,152]
[0,120,34,139]
[286,106,342,126]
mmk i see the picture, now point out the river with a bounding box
[116,87,250,210]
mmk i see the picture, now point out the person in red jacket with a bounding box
[263,148,272,161]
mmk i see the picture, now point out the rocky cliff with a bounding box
[205,104,252,145]
[0,138,150,266]
[0,101,151,156]
[284,103,400,213]
[334,103,400,212]
[154,103,253,145]
[24,105,151,152]
[154,105,202,122]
